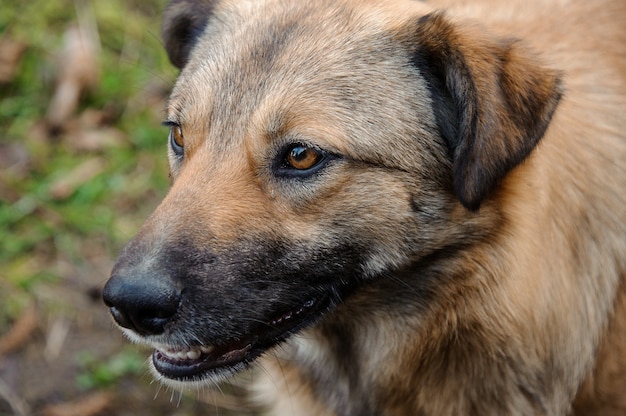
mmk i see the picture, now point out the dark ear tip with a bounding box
[459,200,482,212]
[162,14,195,68]
[455,183,483,212]
[162,0,215,69]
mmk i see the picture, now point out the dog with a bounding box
[102,0,626,414]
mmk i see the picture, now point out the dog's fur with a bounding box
[103,0,626,414]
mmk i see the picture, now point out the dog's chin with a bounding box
[131,296,330,386]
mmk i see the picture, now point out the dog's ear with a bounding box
[162,0,217,69]
[410,13,563,210]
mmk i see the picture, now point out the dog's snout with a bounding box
[103,271,181,336]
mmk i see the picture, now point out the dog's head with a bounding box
[103,0,562,387]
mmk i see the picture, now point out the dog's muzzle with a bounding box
[101,229,365,384]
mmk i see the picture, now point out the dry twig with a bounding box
[41,391,112,416]
[0,303,38,357]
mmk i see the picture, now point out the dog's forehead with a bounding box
[166,0,439,171]
[168,3,385,115]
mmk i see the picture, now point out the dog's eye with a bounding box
[275,142,338,179]
[284,144,323,170]
[169,125,184,156]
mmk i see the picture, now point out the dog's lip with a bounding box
[152,340,255,380]
[151,297,325,381]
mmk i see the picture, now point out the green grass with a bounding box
[0,0,172,322]
[1,3,259,414]
[76,347,146,390]
[0,4,250,414]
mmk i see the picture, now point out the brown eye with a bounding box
[275,142,337,178]
[169,125,184,156]
[285,144,323,170]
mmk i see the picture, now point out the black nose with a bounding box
[102,271,181,336]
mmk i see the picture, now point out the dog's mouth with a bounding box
[151,297,327,382]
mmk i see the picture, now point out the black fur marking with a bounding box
[412,16,466,156]
[107,229,367,381]
[410,13,562,211]
[162,0,216,68]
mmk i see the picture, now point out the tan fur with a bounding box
[105,0,626,414]
[250,1,626,413]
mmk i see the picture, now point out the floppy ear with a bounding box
[162,0,217,69]
[411,13,563,210]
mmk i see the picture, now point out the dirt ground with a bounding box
[0,266,250,416]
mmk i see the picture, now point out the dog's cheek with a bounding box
[301,173,424,276]
[313,171,486,278]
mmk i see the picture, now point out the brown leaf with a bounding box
[0,37,27,84]
[46,24,100,129]
[48,157,106,200]
[64,127,127,152]
[41,392,112,416]
[0,142,30,179]
[0,303,38,356]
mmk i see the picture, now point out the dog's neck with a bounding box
[255,221,626,416]
[254,273,573,415]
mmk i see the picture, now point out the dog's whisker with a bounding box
[175,389,183,408]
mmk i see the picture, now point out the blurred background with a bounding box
[0,0,240,414]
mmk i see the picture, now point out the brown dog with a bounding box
[103,0,626,414]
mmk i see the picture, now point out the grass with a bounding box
[0,0,181,407]
[76,347,146,390]
[0,2,260,414]
[0,0,173,324]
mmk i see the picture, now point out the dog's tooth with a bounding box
[156,345,210,360]
[162,351,176,359]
